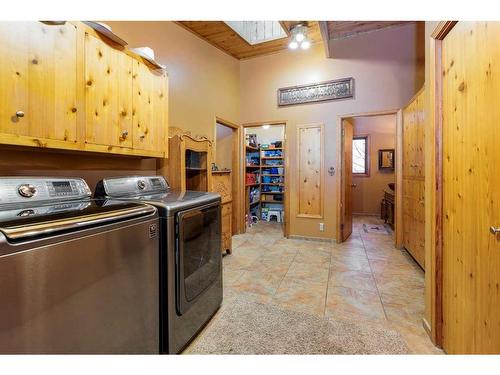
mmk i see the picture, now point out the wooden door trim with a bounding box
[336,109,402,244]
[241,121,289,237]
[428,20,456,348]
[215,116,242,235]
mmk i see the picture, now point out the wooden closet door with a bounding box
[402,89,425,268]
[442,21,500,354]
[0,22,77,142]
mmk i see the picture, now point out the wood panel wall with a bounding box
[296,124,324,218]
[441,21,500,354]
[402,88,426,268]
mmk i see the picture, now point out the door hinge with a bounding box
[341,128,345,137]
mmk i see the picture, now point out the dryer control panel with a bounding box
[0,177,91,206]
[97,176,170,198]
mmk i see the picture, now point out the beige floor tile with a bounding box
[272,276,327,317]
[330,253,372,273]
[245,256,294,276]
[329,269,378,292]
[231,270,283,297]
[331,246,367,259]
[369,258,422,278]
[373,273,424,297]
[223,254,258,270]
[294,248,331,266]
[285,261,330,283]
[325,286,387,323]
[223,269,244,287]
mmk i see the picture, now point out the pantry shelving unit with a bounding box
[245,142,285,227]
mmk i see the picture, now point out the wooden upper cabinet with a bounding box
[0,22,78,145]
[0,21,168,157]
[84,32,133,148]
[132,60,168,154]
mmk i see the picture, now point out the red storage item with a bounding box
[246,173,256,184]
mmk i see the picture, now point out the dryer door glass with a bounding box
[175,203,221,315]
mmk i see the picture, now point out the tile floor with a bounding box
[192,215,442,354]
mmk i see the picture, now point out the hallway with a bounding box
[186,216,441,354]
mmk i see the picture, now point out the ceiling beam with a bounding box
[318,21,332,58]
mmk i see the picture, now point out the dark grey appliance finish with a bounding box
[94,176,222,354]
[0,177,160,354]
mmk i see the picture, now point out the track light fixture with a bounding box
[288,23,310,50]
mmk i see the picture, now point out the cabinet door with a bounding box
[84,32,133,147]
[132,60,168,153]
[0,22,77,143]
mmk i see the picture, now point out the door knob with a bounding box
[328,167,335,176]
[15,110,25,118]
[490,227,500,235]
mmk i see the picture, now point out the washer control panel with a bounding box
[0,177,91,206]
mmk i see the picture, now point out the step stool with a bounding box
[267,210,282,223]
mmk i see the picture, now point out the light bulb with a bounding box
[262,124,270,130]
[295,33,305,42]
[301,40,311,50]
[288,41,298,50]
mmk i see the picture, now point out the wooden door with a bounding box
[0,22,77,143]
[402,89,425,268]
[132,60,168,153]
[341,119,353,241]
[442,21,500,354]
[84,32,133,148]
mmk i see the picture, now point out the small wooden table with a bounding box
[381,189,395,229]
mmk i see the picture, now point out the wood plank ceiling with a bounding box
[177,21,414,60]
[176,21,321,60]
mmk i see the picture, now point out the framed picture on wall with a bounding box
[378,149,395,171]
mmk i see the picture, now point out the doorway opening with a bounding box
[214,117,242,237]
[337,110,403,248]
[242,121,288,237]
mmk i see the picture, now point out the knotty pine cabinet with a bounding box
[84,31,134,148]
[0,21,168,158]
[0,22,78,147]
[132,60,168,153]
[212,170,232,254]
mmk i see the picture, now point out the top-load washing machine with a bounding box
[94,175,222,354]
[0,177,160,354]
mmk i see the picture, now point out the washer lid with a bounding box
[0,200,156,242]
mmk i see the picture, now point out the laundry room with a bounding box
[1,2,499,371]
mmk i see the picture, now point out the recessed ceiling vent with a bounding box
[224,21,288,45]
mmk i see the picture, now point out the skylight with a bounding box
[224,21,288,45]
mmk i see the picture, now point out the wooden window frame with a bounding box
[352,134,370,177]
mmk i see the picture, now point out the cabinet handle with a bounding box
[121,130,129,138]
[15,110,25,118]
[139,134,145,141]
[410,164,418,168]
[419,199,424,205]
[351,184,357,188]
[490,227,500,235]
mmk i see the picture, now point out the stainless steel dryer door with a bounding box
[175,202,221,315]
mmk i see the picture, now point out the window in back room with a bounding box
[353,135,369,176]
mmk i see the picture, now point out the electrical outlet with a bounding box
[319,223,324,232]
